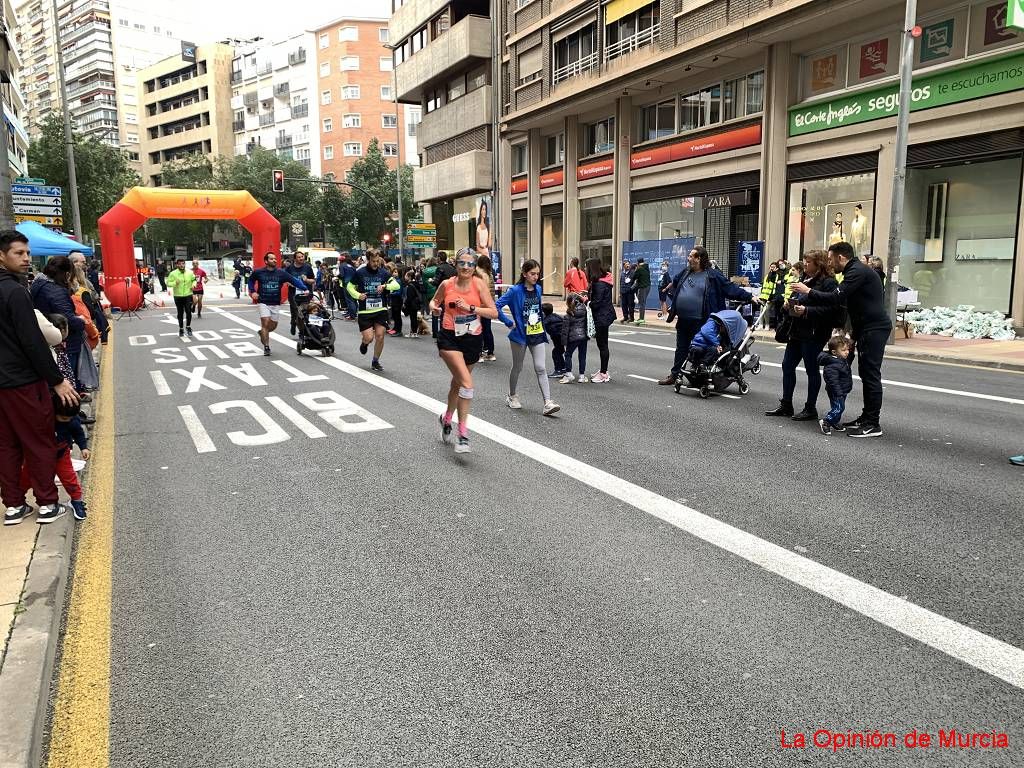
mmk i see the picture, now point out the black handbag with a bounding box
[775,314,793,343]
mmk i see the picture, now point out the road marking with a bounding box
[628,374,741,400]
[610,338,1024,406]
[149,370,171,396]
[177,405,217,453]
[214,307,1024,689]
[629,374,659,382]
[47,337,116,767]
[265,396,327,439]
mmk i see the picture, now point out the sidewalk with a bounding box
[544,298,1024,372]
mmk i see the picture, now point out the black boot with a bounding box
[765,400,794,417]
[791,406,818,422]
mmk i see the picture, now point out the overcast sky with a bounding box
[171,0,393,41]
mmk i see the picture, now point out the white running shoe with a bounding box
[543,400,560,416]
[559,373,574,384]
[506,394,522,409]
[578,374,589,383]
[455,435,471,453]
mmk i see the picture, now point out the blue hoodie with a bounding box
[495,283,548,346]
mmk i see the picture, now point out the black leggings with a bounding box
[174,295,193,330]
[595,324,610,373]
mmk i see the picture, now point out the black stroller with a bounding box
[295,293,336,356]
[675,307,764,398]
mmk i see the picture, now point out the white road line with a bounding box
[177,405,216,453]
[628,374,741,400]
[212,307,1024,689]
[149,370,172,396]
[628,374,659,382]
[610,338,1024,406]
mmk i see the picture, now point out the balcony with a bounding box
[390,0,448,43]
[413,149,491,202]
[67,79,115,99]
[274,82,290,98]
[395,15,490,103]
[418,85,490,149]
[605,23,660,63]
[257,62,273,76]
[230,94,244,110]
[243,91,257,107]
[257,85,273,101]
[230,70,242,84]
[553,53,598,85]
[232,119,245,132]
[259,113,274,127]
[275,135,293,149]
[291,103,309,118]
[288,49,306,66]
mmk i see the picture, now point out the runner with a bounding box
[166,258,196,337]
[347,249,400,371]
[247,253,310,356]
[429,247,498,454]
[191,259,208,319]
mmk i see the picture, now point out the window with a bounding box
[467,63,488,92]
[324,145,334,159]
[518,46,542,84]
[380,85,393,100]
[379,57,393,72]
[342,113,361,128]
[511,142,527,175]
[344,142,363,156]
[431,10,450,38]
[411,27,427,53]
[679,86,720,131]
[447,74,466,101]
[605,2,660,61]
[745,70,765,114]
[553,23,598,83]
[787,172,876,263]
[119,18,128,26]
[425,86,444,113]
[319,33,329,49]
[640,99,675,141]
[340,56,359,71]
[342,85,361,99]
[382,113,398,128]
[379,27,390,43]
[321,90,332,105]
[319,62,330,77]
[383,143,398,156]
[339,26,358,42]
[322,117,333,132]
[584,117,614,156]
[543,133,564,167]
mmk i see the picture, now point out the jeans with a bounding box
[635,286,650,320]
[621,291,635,321]
[481,317,494,354]
[595,324,610,373]
[565,339,588,374]
[671,318,704,377]
[850,328,888,426]
[824,395,846,426]
[781,339,825,410]
[174,294,193,330]
[551,339,565,372]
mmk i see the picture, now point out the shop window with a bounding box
[584,117,615,156]
[632,196,703,242]
[786,172,876,262]
[553,23,597,84]
[641,99,676,142]
[900,157,1021,313]
[518,46,542,85]
[542,211,565,293]
[543,133,564,167]
[511,142,528,175]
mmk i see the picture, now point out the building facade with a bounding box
[137,42,234,187]
[496,0,1024,328]
[313,16,414,180]
[3,0,31,178]
[391,0,493,253]
[229,33,322,175]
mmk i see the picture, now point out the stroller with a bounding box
[674,307,764,398]
[295,293,336,357]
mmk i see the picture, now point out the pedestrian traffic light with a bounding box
[272,169,285,193]
[381,232,392,247]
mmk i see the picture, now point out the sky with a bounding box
[169,0,393,42]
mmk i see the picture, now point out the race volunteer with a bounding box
[248,253,310,356]
[347,249,400,372]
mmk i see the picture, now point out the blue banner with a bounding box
[490,250,502,286]
[737,240,764,285]
[622,237,696,310]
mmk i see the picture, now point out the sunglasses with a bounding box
[456,260,476,268]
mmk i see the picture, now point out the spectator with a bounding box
[70,267,100,393]
[0,231,79,525]
[70,252,109,346]
[31,255,85,390]
[585,257,616,383]
[563,257,588,298]
[402,268,423,338]
[541,302,566,378]
[86,259,102,298]
[791,241,892,438]
[633,257,651,325]
[657,261,672,319]
[476,254,497,361]
[619,259,636,324]
[155,259,168,292]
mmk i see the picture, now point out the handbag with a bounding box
[774,314,793,343]
[585,304,596,339]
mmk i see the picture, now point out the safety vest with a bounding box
[759,269,797,301]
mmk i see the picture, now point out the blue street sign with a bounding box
[11,184,63,196]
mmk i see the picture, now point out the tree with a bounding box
[27,114,139,240]
[332,139,415,250]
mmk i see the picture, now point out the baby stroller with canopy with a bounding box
[295,292,336,356]
[674,307,764,398]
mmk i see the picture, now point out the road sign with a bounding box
[12,194,63,206]
[405,236,436,244]
[406,224,436,234]
[14,214,64,226]
[13,202,63,216]
[15,177,46,184]
[408,241,434,249]
[11,184,62,196]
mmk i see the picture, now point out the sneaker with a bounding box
[842,418,864,430]
[485,354,497,362]
[543,400,560,416]
[405,333,417,338]
[657,312,663,319]
[263,345,271,356]
[37,503,67,524]
[455,435,471,454]
[178,329,185,337]
[186,327,193,337]
[578,374,589,383]
[359,342,369,355]
[559,373,574,384]
[4,504,33,526]
[506,394,522,409]
[818,419,832,436]
[635,319,646,326]
[1010,455,1024,467]
[371,360,384,371]
[847,424,883,438]
[591,372,610,383]
[387,329,398,336]
[439,414,453,445]
[71,499,87,521]
[547,371,564,379]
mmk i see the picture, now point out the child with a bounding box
[541,302,566,378]
[48,314,75,384]
[684,316,724,370]
[402,269,423,338]
[560,293,589,383]
[818,335,853,436]
[53,397,90,520]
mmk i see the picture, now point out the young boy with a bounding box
[818,335,853,436]
[559,293,589,383]
[541,302,566,378]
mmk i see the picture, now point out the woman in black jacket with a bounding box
[766,249,840,421]
[31,256,84,388]
[585,258,616,383]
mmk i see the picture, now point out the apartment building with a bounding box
[391,0,493,253]
[497,0,1024,327]
[137,42,234,187]
[313,16,413,179]
[230,32,322,176]
[3,0,31,178]
[13,0,58,139]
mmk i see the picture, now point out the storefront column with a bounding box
[528,128,543,265]
[613,93,633,292]
[1014,171,1024,332]
[874,141,895,266]
[760,42,790,258]
[565,115,580,264]
[498,136,512,283]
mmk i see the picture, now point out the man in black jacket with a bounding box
[791,241,891,438]
[432,251,457,285]
[0,231,80,525]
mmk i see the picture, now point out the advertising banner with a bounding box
[737,241,765,284]
[622,237,696,310]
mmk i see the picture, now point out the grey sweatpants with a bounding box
[509,342,551,402]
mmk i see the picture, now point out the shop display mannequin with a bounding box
[851,204,870,253]
[828,212,845,245]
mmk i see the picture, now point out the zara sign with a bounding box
[704,191,751,208]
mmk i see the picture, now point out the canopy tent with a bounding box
[16,220,94,258]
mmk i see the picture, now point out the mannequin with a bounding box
[850,204,870,254]
[828,211,845,245]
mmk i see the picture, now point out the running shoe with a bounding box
[439,414,453,445]
[178,329,184,337]
[485,354,497,362]
[543,400,561,416]
[359,342,369,355]
[371,360,384,371]
[818,419,832,436]
[4,504,33,526]
[847,425,883,438]
[1010,455,1024,467]
[455,435,471,454]
[263,345,271,356]
[591,372,610,383]
[506,394,522,409]
[387,329,398,336]
[71,500,87,521]
[578,374,589,383]
[36,503,67,524]
[635,320,646,326]
[559,373,574,384]
[186,328,193,337]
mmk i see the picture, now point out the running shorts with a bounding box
[436,328,482,366]
[258,303,280,321]
[357,310,390,332]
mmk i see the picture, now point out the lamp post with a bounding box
[51,0,83,239]
[387,43,405,262]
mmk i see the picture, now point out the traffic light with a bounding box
[272,169,284,193]
[381,232,392,247]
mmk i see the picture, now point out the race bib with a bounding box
[454,313,481,337]
[308,316,324,327]
[525,310,543,336]
[366,297,383,310]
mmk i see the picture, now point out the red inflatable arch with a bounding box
[98,187,280,309]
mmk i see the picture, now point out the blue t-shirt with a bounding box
[676,271,707,319]
[248,268,306,306]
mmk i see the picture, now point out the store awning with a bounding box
[605,0,650,25]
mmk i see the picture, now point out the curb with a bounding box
[0,517,74,768]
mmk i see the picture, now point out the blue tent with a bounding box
[15,220,93,258]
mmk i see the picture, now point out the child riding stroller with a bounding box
[295,292,336,357]
[674,307,764,398]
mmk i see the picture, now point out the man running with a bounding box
[191,259,208,319]
[347,249,399,371]
[248,253,310,356]
[285,252,316,336]
[166,258,197,336]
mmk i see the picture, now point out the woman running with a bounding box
[430,248,499,454]
[495,259,561,416]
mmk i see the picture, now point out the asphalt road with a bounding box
[103,297,1023,767]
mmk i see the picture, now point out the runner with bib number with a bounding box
[348,249,400,371]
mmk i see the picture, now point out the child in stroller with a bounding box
[295,292,336,356]
[675,308,763,398]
